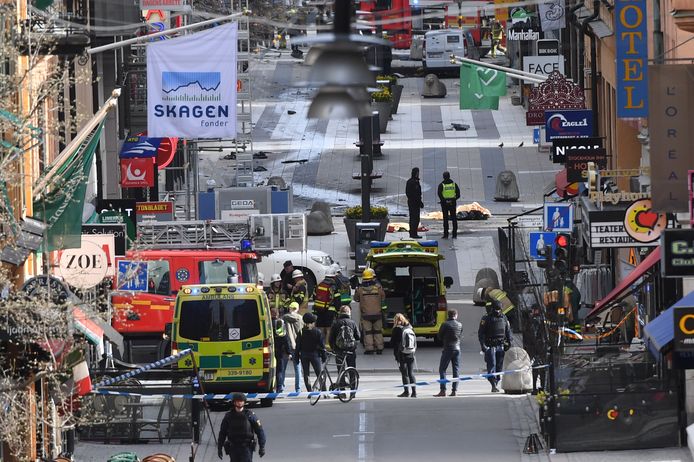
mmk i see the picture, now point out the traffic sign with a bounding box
[544,203,573,232]
[117,261,149,291]
[529,231,556,260]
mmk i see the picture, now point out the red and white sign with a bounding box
[57,235,115,288]
[71,360,92,396]
[120,157,155,188]
[140,0,186,10]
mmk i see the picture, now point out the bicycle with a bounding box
[309,351,360,406]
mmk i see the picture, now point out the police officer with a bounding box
[218,393,266,461]
[478,300,512,393]
[437,171,460,239]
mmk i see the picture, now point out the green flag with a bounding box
[34,123,104,251]
[459,63,506,110]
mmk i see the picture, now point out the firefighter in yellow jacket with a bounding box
[354,268,386,354]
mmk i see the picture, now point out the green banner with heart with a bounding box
[459,63,506,110]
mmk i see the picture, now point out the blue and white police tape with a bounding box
[93,349,193,389]
[91,364,550,400]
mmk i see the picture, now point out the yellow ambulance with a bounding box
[366,240,454,342]
[171,283,276,406]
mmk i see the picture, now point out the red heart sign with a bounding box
[634,209,659,230]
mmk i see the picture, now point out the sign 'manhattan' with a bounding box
[147,23,238,138]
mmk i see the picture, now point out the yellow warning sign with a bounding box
[628,248,638,266]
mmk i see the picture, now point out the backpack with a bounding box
[400,326,417,354]
[335,323,357,350]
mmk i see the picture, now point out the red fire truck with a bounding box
[110,221,259,363]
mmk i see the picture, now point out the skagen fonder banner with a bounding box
[147,22,237,138]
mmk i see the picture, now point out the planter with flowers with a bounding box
[343,205,389,253]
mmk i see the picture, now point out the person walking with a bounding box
[478,299,512,393]
[353,268,386,355]
[490,20,506,58]
[405,167,424,239]
[391,313,417,398]
[522,305,547,394]
[290,269,309,314]
[434,309,463,397]
[267,273,288,314]
[296,312,326,391]
[271,309,290,393]
[437,171,461,239]
[329,305,360,369]
[217,393,266,461]
[313,267,341,342]
[282,301,304,392]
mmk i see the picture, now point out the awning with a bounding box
[555,169,578,198]
[586,246,661,320]
[643,291,694,359]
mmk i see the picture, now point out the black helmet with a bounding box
[231,392,247,403]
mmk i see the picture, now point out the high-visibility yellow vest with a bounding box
[441,182,456,199]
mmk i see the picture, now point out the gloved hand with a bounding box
[503,341,510,352]
[259,447,266,458]
[218,447,223,460]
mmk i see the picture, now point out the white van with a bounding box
[422,29,466,72]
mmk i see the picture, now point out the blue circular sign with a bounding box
[176,268,190,282]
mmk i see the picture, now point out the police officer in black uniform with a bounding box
[478,300,512,393]
[218,393,266,461]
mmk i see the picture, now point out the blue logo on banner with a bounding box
[117,261,149,291]
[615,0,648,118]
[529,232,557,260]
[545,110,594,141]
[119,136,162,158]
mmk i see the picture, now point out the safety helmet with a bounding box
[476,287,486,301]
[231,392,247,403]
[362,268,376,280]
[257,272,265,283]
[331,263,342,274]
[325,266,337,277]
[292,269,304,279]
[271,273,282,283]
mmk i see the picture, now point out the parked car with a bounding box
[256,249,335,295]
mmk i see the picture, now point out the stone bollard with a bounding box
[494,170,520,201]
[421,74,447,98]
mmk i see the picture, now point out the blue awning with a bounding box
[643,291,694,360]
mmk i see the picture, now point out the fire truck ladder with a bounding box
[135,220,251,249]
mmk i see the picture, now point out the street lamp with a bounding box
[307,86,373,119]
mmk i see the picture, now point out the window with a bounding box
[147,260,170,295]
[179,299,260,341]
[241,259,258,284]
[446,35,460,43]
[199,259,239,284]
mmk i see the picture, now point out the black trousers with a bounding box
[408,205,420,237]
[441,203,457,236]
[399,356,416,388]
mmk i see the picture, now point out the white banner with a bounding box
[147,22,237,138]
[538,0,566,32]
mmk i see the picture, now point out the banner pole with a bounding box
[451,54,548,83]
[87,11,246,55]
